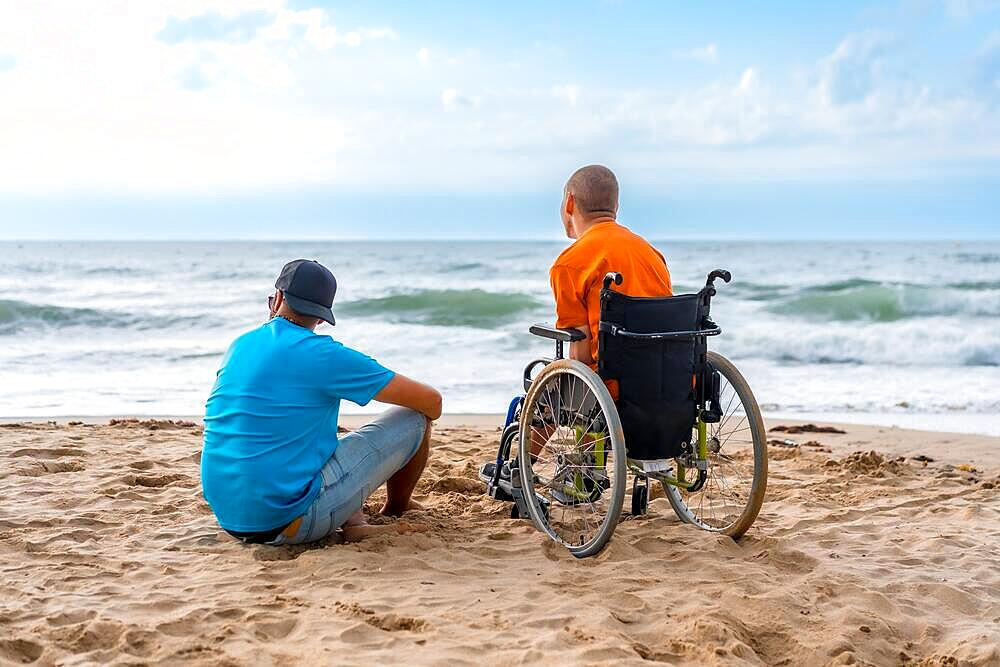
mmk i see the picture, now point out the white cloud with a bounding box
[0,1,396,193]
[817,30,892,105]
[0,6,996,195]
[441,88,459,107]
[738,67,759,93]
[259,10,394,50]
[361,27,398,41]
[676,43,718,63]
[552,84,579,107]
[440,87,477,109]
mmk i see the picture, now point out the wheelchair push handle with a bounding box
[706,269,731,287]
[703,269,732,298]
[603,272,624,290]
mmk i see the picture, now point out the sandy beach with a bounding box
[1,417,998,666]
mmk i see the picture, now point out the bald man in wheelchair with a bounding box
[482,165,766,557]
[549,165,673,368]
[481,164,676,481]
[529,165,673,447]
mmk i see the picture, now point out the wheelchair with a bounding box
[480,269,768,557]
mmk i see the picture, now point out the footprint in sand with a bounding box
[39,529,97,545]
[335,601,428,632]
[251,545,307,561]
[9,446,86,459]
[428,476,483,495]
[46,610,97,628]
[16,460,85,476]
[120,629,159,658]
[208,607,246,622]
[246,613,298,640]
[45,619,125,655]
[0,638,44,664]
[119,473,190,488]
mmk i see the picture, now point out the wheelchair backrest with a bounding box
[597,289,707,460]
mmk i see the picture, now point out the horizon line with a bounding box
[2,236,998,243]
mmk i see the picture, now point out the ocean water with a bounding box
[1,240,998,433]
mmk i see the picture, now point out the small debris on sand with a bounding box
[770,424,847,434]
[108,418,198,429]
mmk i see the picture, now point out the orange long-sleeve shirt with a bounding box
[549,221,673,364]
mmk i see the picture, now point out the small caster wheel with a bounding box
[631,479,649,516]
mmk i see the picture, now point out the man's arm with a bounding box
[374,374,443,420]
[550,264,592,364]
[568,327,593,365]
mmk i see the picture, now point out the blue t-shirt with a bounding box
[201,317,395,532]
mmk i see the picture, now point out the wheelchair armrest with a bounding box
[529,322,586,342]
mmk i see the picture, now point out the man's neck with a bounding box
[274,311,317,331]
[575,216,616,238]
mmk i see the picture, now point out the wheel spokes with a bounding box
[672,366,758,530]
[522,371,620,549]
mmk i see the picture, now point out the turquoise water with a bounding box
[0,240,997,432]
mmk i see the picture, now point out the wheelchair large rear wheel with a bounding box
[663,351,767,537]
[518,359,627,558]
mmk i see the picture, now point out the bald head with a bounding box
[566,165,618,219]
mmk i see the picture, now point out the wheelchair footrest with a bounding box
[489,483,516,503]
[510,483,548,522]
[630,458,674,474]
[479,462,516,502]
[479,461,548,521]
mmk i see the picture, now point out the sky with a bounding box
[0,0,998,239]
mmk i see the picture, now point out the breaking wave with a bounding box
[769,282,999,322]
[339,289,543,328]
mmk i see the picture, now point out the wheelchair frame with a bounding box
[483,269,736,521]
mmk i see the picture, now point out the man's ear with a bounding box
[565,191,575,216]
[273,290,283,313]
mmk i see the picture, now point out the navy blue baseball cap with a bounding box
[274,259,337,325]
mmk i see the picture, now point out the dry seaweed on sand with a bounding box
[770,423,847,434]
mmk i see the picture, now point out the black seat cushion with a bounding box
[598,291,702,460]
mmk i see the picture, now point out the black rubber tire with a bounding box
[518,359,627,558]
[631,481,649,516]
[662,351,768,538]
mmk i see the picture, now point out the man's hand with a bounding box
[568,327,593,365]
[374,374,443,420]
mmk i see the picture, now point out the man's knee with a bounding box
[412,415,431,462]
[417,417,432,453]
[384,406,429,463]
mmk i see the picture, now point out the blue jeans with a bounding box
[269,407,427,545]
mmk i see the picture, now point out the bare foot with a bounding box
[380,498,425,516]
[342,521,429,543]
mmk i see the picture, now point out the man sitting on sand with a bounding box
[201,259,442,544]
[551,164,673,366]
